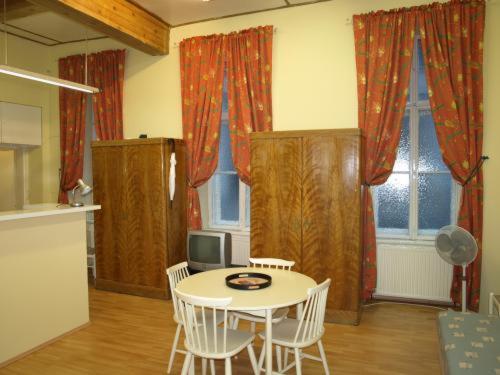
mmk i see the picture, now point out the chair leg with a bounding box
[283,348,289,369]
[258,342,266,372]
[247,344,259,375]
[250,321,256,333]
[294,348,302,375]
[225,358,232,375]
[189,355,195,375]
[210,359,216,375]
[168,323,182,373]
[202,358,207,375]
[318,340,330,375]
[276,346,282,372]
[181,352,192,375]
[232,317,240,330]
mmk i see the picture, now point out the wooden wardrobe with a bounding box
[92,138,187,299]
[250,129,364,325]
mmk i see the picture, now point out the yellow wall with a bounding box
[480,2,500,313]
[2,0,499,312]
[0,34,58,203]
[0,150,16,211]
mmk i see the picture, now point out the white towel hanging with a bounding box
[169,152,176,201]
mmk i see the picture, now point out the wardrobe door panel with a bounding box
[93,146,128,283]
[124,144,167,291]
[166,140,187,274]
[302,134,363,323]
[250,137,302,269]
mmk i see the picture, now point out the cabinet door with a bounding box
[93,146,128,282]
[302,135,362,316]
[0,102,41,146]
[124,144,167,290]
[250,137,302,269]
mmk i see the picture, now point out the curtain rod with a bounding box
[346,0,495,26]
[172,27,277,49]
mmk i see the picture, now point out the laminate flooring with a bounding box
[0,287,442,374]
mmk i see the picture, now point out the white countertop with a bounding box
[0,203,101,222]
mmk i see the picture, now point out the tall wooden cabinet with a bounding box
[250,129,364,325]
[92,138,187,299]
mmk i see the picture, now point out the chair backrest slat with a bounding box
[166,262,190,320]
[249,257,295,271]
[294,279,331,344]
[175,290,232,355]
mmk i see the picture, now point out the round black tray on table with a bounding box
[225,272,272,290]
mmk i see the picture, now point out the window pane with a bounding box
[418,174,452,232]
[222,74,228,116]
[213,173,239,225]
[417,40,429,101]
[375,173,410,232]
[218,120,234,172]
[418,109,448,172]
[393,113,410,172]
[245,184,250,227]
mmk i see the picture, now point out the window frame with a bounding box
[374,36,460,242]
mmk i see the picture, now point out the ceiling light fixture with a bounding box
[1,0,99,93]
[0,64,99,93]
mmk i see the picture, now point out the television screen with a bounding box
[189,235,222,264]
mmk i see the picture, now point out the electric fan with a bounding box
[435,225,478,312]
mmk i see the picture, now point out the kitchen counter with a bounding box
[0,203,100,366]
[0,203,101,222]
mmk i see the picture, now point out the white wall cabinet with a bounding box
[0,101,42,147]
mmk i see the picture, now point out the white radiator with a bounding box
[375,242,453,302]
[230,232,250,266]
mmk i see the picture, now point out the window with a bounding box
[209,76,250,229]
[373,38,458,240]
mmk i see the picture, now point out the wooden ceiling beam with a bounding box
[26,0,169,55]
[0,0,46,21]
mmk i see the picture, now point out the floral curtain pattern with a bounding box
[88,49,126,141]
[180,35,226,229]
[353,10,417,300]
[58,54,87,203]
[418,0,485,311]
[226,26,273,185]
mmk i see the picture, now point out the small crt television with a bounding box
[187,230,232,271]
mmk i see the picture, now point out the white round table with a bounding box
[176,267,316,375]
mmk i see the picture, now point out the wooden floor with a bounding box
[0,287,442,374]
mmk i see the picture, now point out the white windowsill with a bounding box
[204,226,250,237]
[376,236,435,247]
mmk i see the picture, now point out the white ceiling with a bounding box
[2,0,330,47]
[136,0,328,26]
[5,12,104,46]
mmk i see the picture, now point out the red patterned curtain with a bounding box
[226,26,273,185]
[58,55,87,203]
[180,35,226,229]
[353,10,417,300]
[88,49,125,140]
[418,1,485,311]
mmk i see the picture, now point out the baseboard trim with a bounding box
[370,294,454,308]
[0,322,91,369]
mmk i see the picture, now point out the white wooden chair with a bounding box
[175,290,260,375]
[166,262,191,373]
[166,262,225,374]
[231,258,295,333]
[258,278,331,374]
